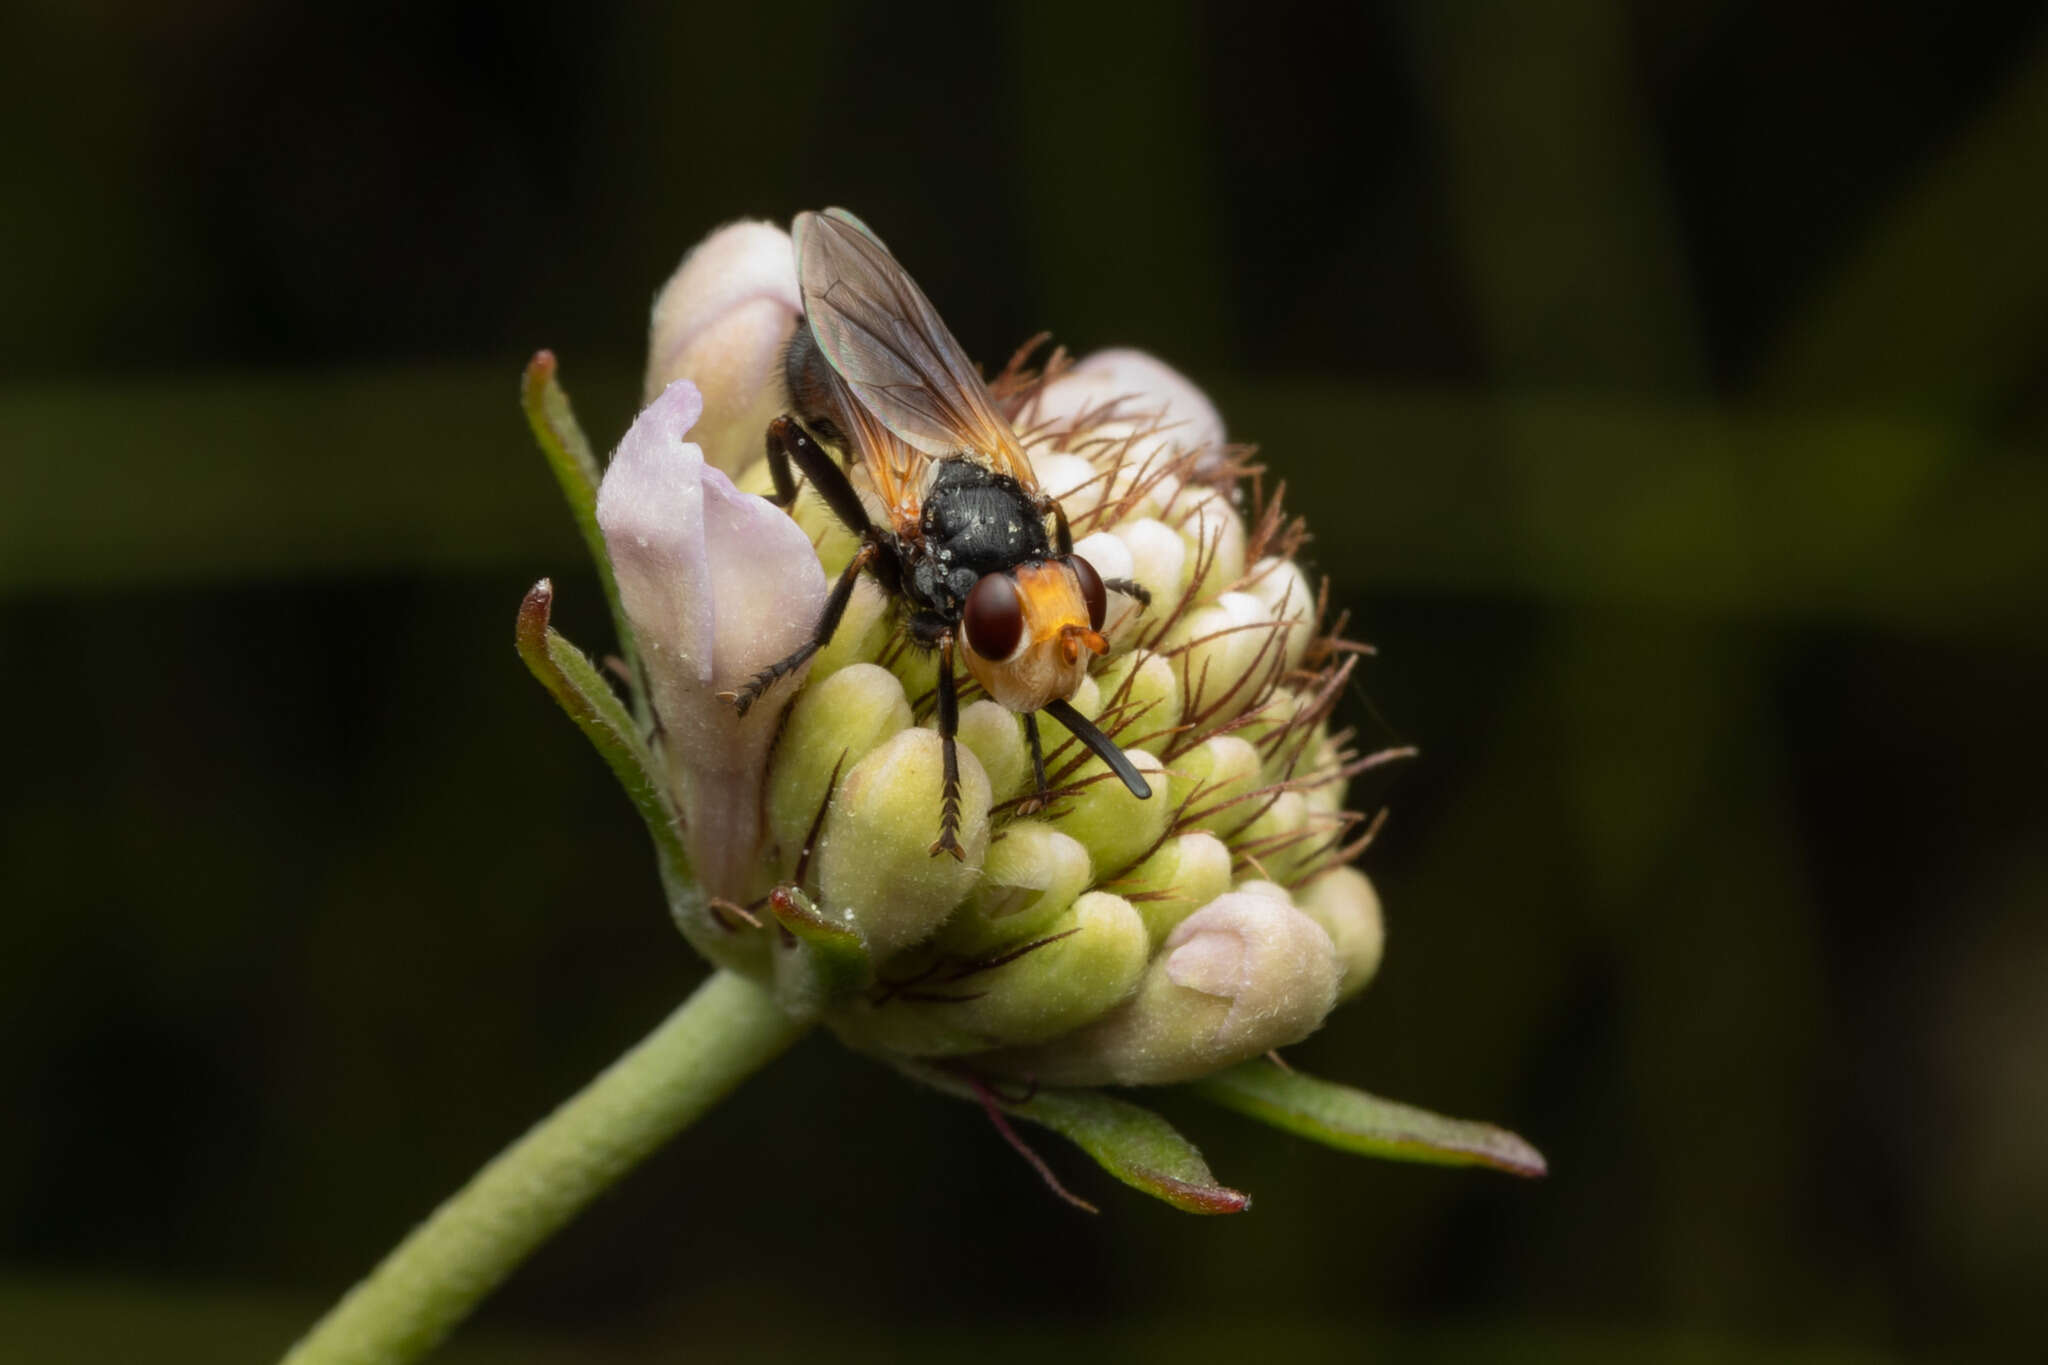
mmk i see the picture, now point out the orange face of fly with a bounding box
[958,556,1111,714]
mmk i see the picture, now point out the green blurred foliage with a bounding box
[4,1,2046,1361]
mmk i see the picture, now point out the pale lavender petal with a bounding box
[644,220,802,476]
[596,379,826,900]
[1031,348,1226,458]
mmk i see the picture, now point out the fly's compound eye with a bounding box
[963,572,1025,661]
[1069,554,1108,633]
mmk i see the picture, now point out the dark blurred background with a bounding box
[6,2,2047,1361]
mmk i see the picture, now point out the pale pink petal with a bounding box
[644,220,802,477]
[596,379,827,900]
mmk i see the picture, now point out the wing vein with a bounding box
[796,209,1036,491]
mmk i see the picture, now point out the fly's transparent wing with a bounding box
[794,208,1036,490]
[832,368,930,534]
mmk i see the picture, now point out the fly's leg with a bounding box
[929,634,965,859]
[763,416,801,506]
[1018,711,1050,812]
[764,416,876,548]
[728,416,899,716]
[1045,494,1075,557]
[902,612,967,859]
[1043,491,1150,609]
[1103,577,1152,608]
[722,541,877,716]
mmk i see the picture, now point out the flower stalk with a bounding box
[281,970,807,1365]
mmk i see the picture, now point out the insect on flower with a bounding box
[721,208,1155,859]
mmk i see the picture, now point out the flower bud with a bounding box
[1085,433,1174,523]
[1031,348,1226,460]
[1175,486,1247,601]
[1032,451,1107,525]
[786,481,867,579]
[1229,789,1316,885]
[766,664,913,860]
[941,819,1094,955]
[1064,672,1104,724]
[1301,733,1349,817]
[1166,592,1278,728]
[837,891,1149,1058]
[807,577,895,681]
[956,699,1030,804]
[1091,647,1181,750]
[990,891,1340,1085]
[1119,517,1191,608]
[1233,686,1307,780]
[1113,831,1234,945]
[813,728,991,958]
[1168,734,1264,839]
[952,891,1148,1045]
[1047,742,1170,878]
[644,221,802,477]
[1071,530,1148,644]
[1295,866,1385,1000]
[885,637,942,708]
[1241,555,1315,674]
[1071,530,1132,582]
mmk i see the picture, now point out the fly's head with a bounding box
[957,555,1108,712]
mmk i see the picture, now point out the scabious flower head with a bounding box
[519,216,1541,1209]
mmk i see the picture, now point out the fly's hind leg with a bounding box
[763,416,876,546]
[722,541,878,716]
[727,418,895,716]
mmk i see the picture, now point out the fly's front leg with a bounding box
[722,540,878,716]
[1019,711,1050,812]
[929,634,965,859]
[905,612,966,859]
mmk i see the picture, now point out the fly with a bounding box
[721,208,1153,858]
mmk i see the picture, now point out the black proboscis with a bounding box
[1044,699,1152,800]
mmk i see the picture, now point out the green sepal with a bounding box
[900,1062,1250,1215]
[766,884,872,1018]
[1191,1059,1546,1177]
[521,351,644,719]
[515,579,687,886]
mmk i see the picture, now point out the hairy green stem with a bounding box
[281,970,807,1365]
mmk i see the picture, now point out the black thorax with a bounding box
[905,462,1050,617]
